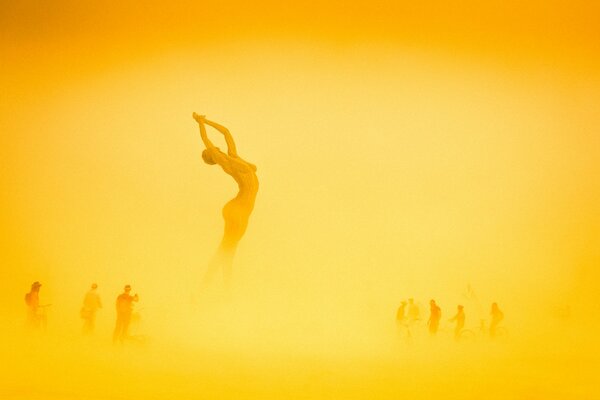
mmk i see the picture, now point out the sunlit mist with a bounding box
[1,1,599,399]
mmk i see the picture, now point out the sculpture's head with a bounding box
[202,148,217,165]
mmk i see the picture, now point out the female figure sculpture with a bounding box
[193,113,259,287]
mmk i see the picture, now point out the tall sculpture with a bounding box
[192,113,259,288]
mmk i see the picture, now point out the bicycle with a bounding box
[457,319,509,342]
[125,307,149,346]
[396,318,423,344]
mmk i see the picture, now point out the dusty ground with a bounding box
[1,320,596,400]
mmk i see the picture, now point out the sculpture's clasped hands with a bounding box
[192,112,206,123]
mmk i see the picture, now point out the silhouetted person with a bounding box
[427,299,441,335]
[81,283,102,335]
[396,301,407,322]
[449,305,465,340]
[24,281,42,329]
[113,285,139,344]
[489,302,504,338]
[396,300,413,341]
[407,298,420,322]
[193,113,259,289]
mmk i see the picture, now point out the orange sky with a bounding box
[2,1,600,75]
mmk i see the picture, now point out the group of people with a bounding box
[24,279,507,345]
[396,298,505,340]
[24,281,140,344]
[21,115,251,344]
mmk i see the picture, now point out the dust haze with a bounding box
[1,29,599,400]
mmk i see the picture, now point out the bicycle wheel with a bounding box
[494,327,509,340]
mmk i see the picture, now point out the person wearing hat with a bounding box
[113,285,139,344]
[81,283,102,335]
[24,281,42,328]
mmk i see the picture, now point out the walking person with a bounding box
[407,298,420,322]
[427,299,441,336]
[81,283,102,335]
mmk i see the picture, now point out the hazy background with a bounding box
[1,1,599,398]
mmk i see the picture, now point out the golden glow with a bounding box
[1,1,599,398]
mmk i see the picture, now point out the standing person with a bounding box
[427,299,441,335]
[81,283,102,335]
[113,285,139,344]
[489,302,504,338]
[396,300,412,342]
[407,298,420,322]
[449,305,466,341]
[24,281,42,329]
[192,113,259,289]
[396,301,407,323]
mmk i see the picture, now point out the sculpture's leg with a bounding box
[201,253,221,286]
[201,243,236,288]
[220,247,235,290]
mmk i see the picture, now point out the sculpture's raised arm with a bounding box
[202,118,238,157]
[192,113,215,150]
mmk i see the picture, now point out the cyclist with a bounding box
[449,305,465,341]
